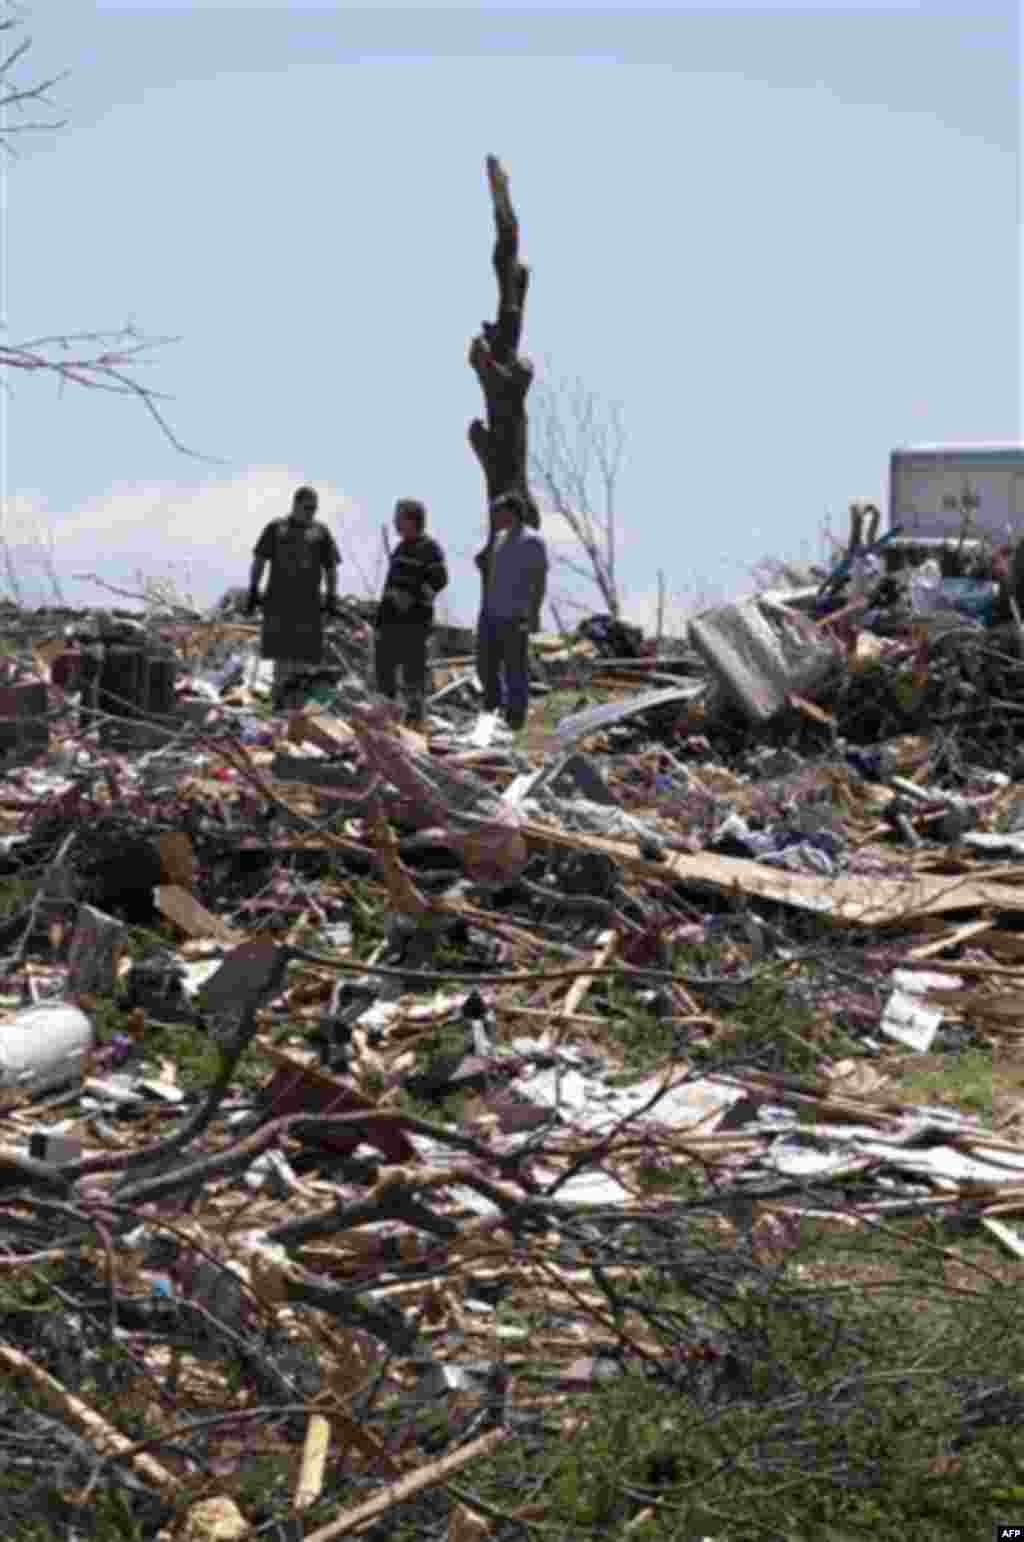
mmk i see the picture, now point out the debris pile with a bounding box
[2,567,1024,1536]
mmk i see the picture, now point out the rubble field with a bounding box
[4,584,1024,1540]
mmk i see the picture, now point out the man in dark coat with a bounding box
[246,486,341,709]
[374,498,448,727]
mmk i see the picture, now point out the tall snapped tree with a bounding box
[467,156,540,599]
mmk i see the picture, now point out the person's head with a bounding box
[291,486,319,524]
[490,490,526,532]
[394,498,426,541]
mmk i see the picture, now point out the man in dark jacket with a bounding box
[246,485,341,710]
[476,490,548,733]
[374,498,448,727]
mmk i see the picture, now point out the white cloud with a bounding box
[535,508,587,548]
[623,579,735,638]
[1,466,380,609]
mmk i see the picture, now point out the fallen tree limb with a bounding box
[287,940,768,990]
[0,1336,177,1492]
[302,1428,506,1541]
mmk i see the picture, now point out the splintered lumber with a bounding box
[290,712,426,756]
[155,830,199,890]
[906,918,995,961]
[155,886,241,944]
[521,821,1024,927]
[295,1414,331,1510]
[287,714,354,752]
[0,1337,176,1491]
[981,1217,1024,1260]
[302,1429,505,1541]
[554,928,617,1043]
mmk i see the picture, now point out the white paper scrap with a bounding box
[881,970,962,1053]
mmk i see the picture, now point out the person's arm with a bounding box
[321,528,342,610]
[526,537,548,632]
[421,539,448,601]
[248,525,275,611]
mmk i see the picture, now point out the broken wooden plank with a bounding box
[287,713,354,752]
[554,928,617,1043]
[295,1413,331,1511]
[155,830,199,891]
[897,958,1024,981]
[906,919,996,961]
[786,692,836,726]
[981,1216,1024,1261]
[290,711,426,757]
[521,821,1024,927]
[155,886,241,944]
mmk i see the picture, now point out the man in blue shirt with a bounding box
[475,490,548,732]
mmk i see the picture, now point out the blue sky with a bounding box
[1,2,1019,625]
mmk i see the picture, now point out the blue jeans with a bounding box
[476,614,530,730]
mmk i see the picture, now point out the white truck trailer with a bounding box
[889,444,1024,544]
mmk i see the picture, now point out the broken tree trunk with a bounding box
[66,904,126,999]
[468,155,540,604]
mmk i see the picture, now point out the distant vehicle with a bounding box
[889,444,1024,545]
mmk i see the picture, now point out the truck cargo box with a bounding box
[889,444,1024,543]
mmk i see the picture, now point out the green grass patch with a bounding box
[890,1048,995,1120]
[696,969,854,1075]
[465,1236,1024,1541]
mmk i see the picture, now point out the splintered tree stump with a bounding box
[66,904,126,999]
[468,155,540,597]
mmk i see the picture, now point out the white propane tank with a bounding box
[0,1004,93,1094]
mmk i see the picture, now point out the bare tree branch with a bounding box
[552,549,606,585]
[0,327,215,457]
[0,16,67,144]
[529,364,626,617]
[333,521,385,603]
[0,13,209,458]
[0,531,23,606]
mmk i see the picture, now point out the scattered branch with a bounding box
[0,13,67,146]
[0,15,208,457]
[0,328,212,457]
